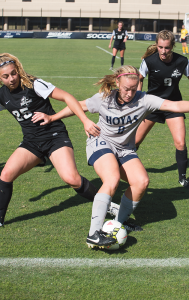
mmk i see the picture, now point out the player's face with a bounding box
[156,38,173,62]
[116,77,139,104]
[0,64,20,91]
[118,22,123,30]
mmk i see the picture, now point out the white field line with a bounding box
[96,46,120,59]
[0,258,189,268]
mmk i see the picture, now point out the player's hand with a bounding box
[31,112,52,125]
[109,45,111,49]
[83,119,101,137]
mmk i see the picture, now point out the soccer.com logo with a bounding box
[86,33,134,40]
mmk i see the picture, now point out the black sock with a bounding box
[111,56,115,67]
[0,179,13,224]
[74,176,98,201]
[121,57,124,66]
[176,148,188,181]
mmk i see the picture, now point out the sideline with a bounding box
[1,258,189,268]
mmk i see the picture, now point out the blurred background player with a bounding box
[109,21,128,70]
[180,24,189,55]
[136,30,189,188]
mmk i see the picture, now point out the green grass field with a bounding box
[1,39,189,299]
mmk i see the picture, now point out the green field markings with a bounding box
[1,258,189,268]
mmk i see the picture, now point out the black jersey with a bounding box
[112,29,128,45]
[0,79,67,141]
[139,52,189,100]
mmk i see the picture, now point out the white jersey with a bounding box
[86,90,164,150]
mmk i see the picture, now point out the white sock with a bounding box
[115,194,139,223]
[89,193,112,236]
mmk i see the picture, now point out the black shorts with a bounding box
[113,42,126,51]
[181,38,187,43]
[18,134,73,159]
[146,110,185,124]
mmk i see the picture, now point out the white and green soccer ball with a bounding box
[102,220,127,250]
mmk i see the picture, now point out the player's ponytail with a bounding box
[142,44,157,59]
[95,65,139,98]
[0,53,37,90]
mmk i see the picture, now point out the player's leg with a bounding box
[166,116,189,187]
[135,119,155,149]
[86,152,120,247]
[110,48,118,70]
[182,42,186,54]
[115,157,149,231]
[49,146,98,201]
[120,49,125,66]
[184,41,189,54]
[0,148,41,226]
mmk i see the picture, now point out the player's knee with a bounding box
[174,141,186,151]
[64,173,81,189]
[1,168,14,183]
[138,176,149,193]
[104,174,120,194]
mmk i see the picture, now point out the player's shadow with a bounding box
[5,178,102,225]
[35,158,54,173]
[146,162,178,174]
[5,178,184,231]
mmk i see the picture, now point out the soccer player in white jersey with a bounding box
[136,30,189,188]
[0,53,108,238]
[34,65,189,249]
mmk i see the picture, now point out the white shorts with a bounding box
[86,136,138,166]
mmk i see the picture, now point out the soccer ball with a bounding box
[102,220,127,250]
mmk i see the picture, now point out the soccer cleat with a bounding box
[109,67,113,70]
[107,201,120,218]
[0,222,4,227]
[178,178,189,188]
[86,229,116,249]
[123,221,143,232]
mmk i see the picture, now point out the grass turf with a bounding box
[0,39,189,299]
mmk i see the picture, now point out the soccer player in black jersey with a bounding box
[109,21,128,70]
[136,30,189,188]
[0,53,106,232]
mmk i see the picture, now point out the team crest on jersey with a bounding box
[20,96,32,106]
[171,69,182,78]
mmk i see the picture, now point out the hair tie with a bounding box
[117,73,139,78]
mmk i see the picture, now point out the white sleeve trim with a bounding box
[184,60,189,77]
[139,59,149,78]
[33,79,56,99]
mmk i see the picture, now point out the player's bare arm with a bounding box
[32,100,100,137]
[160,99,189,113]
[109,36,114,48]
[137,73,144,91]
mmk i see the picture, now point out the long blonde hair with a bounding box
[142,30,175,59]
[95,65,139,98]
[0,53,37,89]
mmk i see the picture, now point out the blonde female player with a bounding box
[0,53,102,229]
[136,30,189,188]
[33,65,189,249]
